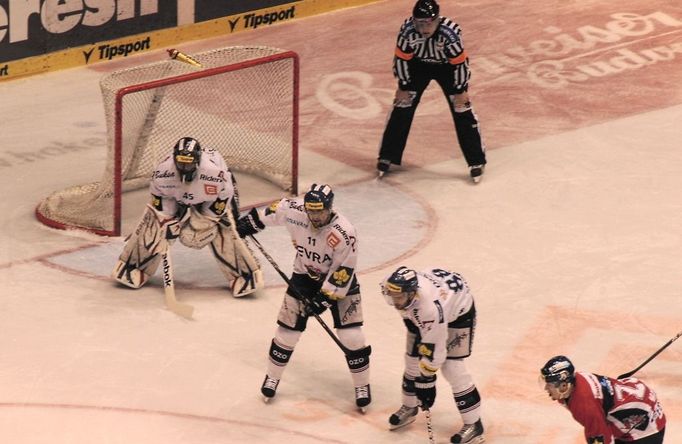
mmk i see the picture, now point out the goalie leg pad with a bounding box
[112,205,171,288]
[210,212,263,297]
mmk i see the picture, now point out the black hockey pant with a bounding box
[378,67,486,167]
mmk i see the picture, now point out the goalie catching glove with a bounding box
[112,205,187,288]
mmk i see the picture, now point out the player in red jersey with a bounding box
[540,356,666,444]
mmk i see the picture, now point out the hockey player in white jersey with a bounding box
[236,184,372,412]
[112,137,263,297]
[382,266,484,444]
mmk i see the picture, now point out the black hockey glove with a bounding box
[306,291,333,315]
[414,374,436,409]
[236,207,265,238]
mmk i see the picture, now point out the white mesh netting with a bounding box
[36,46,297,235]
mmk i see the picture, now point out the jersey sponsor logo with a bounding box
[329,266,353,287]
[286,217,308,228]
[204,184,218,195]
[305,265,324,281]
[332,223,352,245]
[341,298,360,324]
[327,232,340,248]
[446,331,469,351]
[295,246,332,265]
[616,411,649,431]
[434,300,444,323]
[152,170,175,179]
[265,200,279,215]
[418,342,435,360]
[412,309,435,332]
[151,194,162,210]
[210,199,226,215]
[200,173,223,183]
[584,373,605,399]
[587,436,605,444]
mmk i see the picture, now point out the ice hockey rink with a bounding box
[1,0,681,442]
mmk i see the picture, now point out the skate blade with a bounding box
[262,396,272,404]
[389,416,416,430]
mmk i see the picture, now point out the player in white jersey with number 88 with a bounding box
[382,266,484,444]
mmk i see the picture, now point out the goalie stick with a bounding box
[161,249,194,319]
[248,234,371,359]
[618,330,682,379]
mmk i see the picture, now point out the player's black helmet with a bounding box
[304,184,334,211]
[385,266,419,294]
[540,355,575,384]
[383,266,419,309]
[413,0,439,19]
[173,137,202,182]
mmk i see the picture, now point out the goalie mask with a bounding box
[382,266,419,310]
[304,183,334,228]
[173,137,202,182]
[540,355,575,401]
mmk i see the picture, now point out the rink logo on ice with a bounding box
[470,11,682,89]
[0,137,106,169]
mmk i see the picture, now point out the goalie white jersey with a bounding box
[400,267,474,373]
[150,148,236,218]
[260,197,359,299]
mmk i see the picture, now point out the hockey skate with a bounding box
[469,165,485,184]
[376,159,391,178]
[388,404,419,430]
[355,384,371,413]
[450,419,484,443]
[261,375,279,403]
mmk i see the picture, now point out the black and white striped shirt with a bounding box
[393,17,471,91]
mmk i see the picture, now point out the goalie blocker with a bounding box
[113,204,263,297]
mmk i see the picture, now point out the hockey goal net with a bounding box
[36,46,299,236]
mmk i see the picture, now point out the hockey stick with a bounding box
[423,408,435,444]
[618,330,682,379]
[248,234,371,359]
[161,249,194,319]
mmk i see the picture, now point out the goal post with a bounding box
[36,46,299,236]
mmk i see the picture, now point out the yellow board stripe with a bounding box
[1,0,382,82]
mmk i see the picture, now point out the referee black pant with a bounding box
[378,63,486,168]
